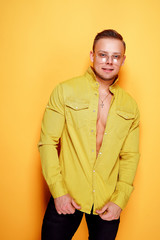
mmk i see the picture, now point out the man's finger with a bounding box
[100,215,114,221]
[67,204,76,214]
[96,204,108,214]
[71,199,81,210]
[99,210,116,221]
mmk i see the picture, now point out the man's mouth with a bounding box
[101,67,114,72]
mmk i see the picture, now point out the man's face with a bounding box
[90,38,126,82]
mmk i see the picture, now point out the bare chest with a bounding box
[96,94,113,156]
[97,94,112,129]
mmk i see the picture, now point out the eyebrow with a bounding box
[97,50,121,54]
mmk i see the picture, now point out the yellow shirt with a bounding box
[38,67,140,214]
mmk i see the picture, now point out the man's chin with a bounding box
[94,70,116,82]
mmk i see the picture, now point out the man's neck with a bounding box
[96,76,115,93]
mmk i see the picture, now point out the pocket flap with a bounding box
[65,100,89,110]
[116,110,134,119]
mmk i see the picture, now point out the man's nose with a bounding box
[106,56,113,64]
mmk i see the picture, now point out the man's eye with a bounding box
[114,55,120,59]
[99,53,106,57]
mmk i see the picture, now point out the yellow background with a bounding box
[1,0,160,239]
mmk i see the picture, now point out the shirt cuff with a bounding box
[49,181,68,199]
[110,182,134,209]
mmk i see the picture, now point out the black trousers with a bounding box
[42,196,120,240]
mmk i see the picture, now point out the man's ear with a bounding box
[121,55,126,66]
[90,51,94,62]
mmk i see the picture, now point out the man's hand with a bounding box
[54,194,81,215]
[96,202,122,221]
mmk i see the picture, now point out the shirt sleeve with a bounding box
[38,83,68,198]
[110,106,140,209]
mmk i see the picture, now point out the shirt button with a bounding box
[91,129,94,132]
[92,149,94,152]
[93,170,95,173]
[75,106,78,109]
[104,132,107,135]
[99,152,102,155]
[93,110,96,112]
[93,190,95,192]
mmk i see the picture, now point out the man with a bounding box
[38,29,140,240]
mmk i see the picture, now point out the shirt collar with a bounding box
[85,66,119,94]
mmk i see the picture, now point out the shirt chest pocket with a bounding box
[65,100,89,129]
[116,110,135,139]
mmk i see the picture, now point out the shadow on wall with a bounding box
[41,174,51,206]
